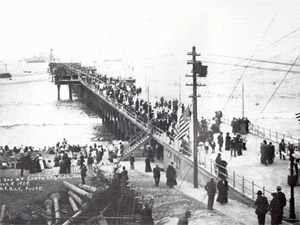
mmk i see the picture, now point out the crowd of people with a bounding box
[231,117,251,134]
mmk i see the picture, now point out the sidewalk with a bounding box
[120,159,290,225]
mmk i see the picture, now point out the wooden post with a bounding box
[57,85,61,100]
[51,193,61,224]
[68,191,83,205]
[68,197,79,212]
[0,204,7,225]
[252,181,255,199]
[63,181,93,199]
[233,171,235,187]
[44,199,53,225]
[78,184,97,193]
[69,85,72,100]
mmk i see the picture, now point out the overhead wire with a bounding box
[253,55,300,124]
[221,11,281,111]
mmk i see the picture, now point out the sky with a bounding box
[1,0,299,62]
[0,0,299,132]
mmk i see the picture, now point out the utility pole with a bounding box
[187,46,207,188]
[242,83,244,118]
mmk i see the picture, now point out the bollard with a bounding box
[51,193,61,224]
[68,191,84,205]
[78,184,97,193]
[44,199,53,225]
[68,197,79,212]
[63,181,93,199]
[0,204,6,225]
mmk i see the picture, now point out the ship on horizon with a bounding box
[25,52,49,63]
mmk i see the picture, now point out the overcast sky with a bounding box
[1,0,299,63]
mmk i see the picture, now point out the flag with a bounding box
[174,107,191,140]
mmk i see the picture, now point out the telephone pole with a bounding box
[187,46,207,188]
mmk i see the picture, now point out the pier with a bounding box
[49,62,300,221]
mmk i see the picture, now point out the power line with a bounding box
[202,60,300,74]
[222,11,279,111]
[254,55,300,124]
[203,53,300,67]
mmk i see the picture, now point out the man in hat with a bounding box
[217,132,224,152]
[129,154,135,169]
[80,163,87,185]
[153,164,162,187]
[276,186,286,224]
[177,210,191,225]
[279,139,286,160]
[268,193,281,225]
[205,178,217,210]
[255,190,269,225]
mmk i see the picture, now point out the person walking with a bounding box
[268,193,281,225]
[276,186,286,224]
[87,154,94,170]
[129,154,135,169]
[217,132,224,152]
[145,156,152,172]
[153,165,161,187]
[80,163,87,185]
[279,139,286,160]
[255,190,269,225]
[177,210,191,225]
[19,153,26,176]
[260,140,268,166]
[166,162,177,188]
[225,132,231,151]
[268,142,275,165]
[205,178,217,210]
[216,178,228,205]
[215,153,222,175]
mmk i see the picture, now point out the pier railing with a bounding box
[60,65,292,215]
[199,107,300,146]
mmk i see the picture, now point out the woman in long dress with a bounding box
[166,162,177,188]
[217,178,229,204]
[39,154,45,171]
[145,156,152,172]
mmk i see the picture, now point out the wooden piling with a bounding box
[63,181,93,199]
[68,191,84,205]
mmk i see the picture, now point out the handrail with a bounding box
[59,64,293,215]
[198,107,300,146]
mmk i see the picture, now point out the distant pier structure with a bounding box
[49,63,82,100]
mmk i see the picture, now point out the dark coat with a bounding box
[138,207,154,225]
[80,165,87,177]
[145,157,152,172]
[217,134,224,145]
[205,180,216,196]
[225,134,231,150]
[277,191,286,210]
[217,180,228,204]
[153,167,161,178]
[255,196,269,214]
[166,165,177,187]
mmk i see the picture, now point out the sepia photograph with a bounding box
[0,0,299,224]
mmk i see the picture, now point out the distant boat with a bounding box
[0,73,12,79]
[25,58,46,63]
[23,71,31,73]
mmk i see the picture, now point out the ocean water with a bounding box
[0,59,299,149]
[0,62,114,148]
